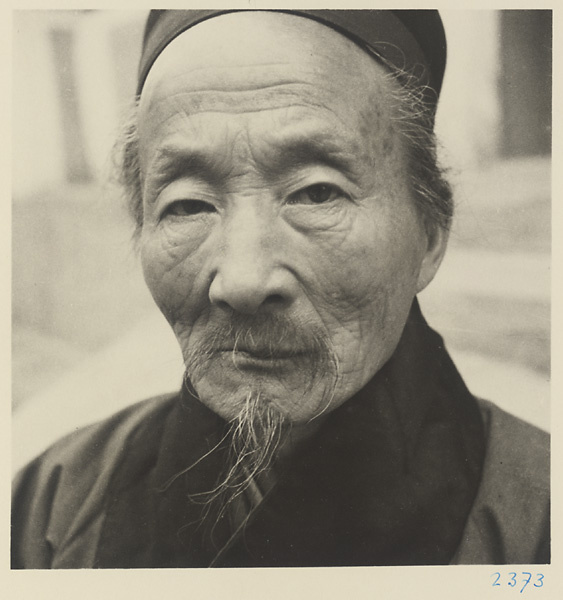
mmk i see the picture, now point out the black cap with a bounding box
[138,10,446,114]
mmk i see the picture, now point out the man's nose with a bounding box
[208,207,294,314]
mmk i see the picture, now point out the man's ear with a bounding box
[416,224,449,293]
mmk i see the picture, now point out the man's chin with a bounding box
[192,373,330,424]
[185,340,340,423]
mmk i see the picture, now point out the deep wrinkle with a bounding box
[143,115,371,207]
[138,11,447,427]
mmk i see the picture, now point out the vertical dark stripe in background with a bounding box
[50,27,92,183]
[499,10,552,158]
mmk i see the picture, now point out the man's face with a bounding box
[138,12,443,424]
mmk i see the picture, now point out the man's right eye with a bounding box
[163,200,216,217]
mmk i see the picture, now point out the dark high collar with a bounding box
[95,300,485,567]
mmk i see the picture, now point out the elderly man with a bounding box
[12,10,549,568]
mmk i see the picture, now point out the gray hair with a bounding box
[384,64,454,235]
[113,66,453,239]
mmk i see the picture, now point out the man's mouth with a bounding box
[217,347,305,368]
[222,347,302,359]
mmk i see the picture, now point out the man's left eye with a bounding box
[287,183,344,205]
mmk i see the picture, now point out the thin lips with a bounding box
[219,347,303,360]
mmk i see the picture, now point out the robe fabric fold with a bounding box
[11,303,550,567]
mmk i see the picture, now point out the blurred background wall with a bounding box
[12,10,551,470]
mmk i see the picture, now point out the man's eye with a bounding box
[164,199,216,217]
[287,183,344,205]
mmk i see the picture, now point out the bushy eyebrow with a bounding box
[145,127,365,199]
[145,144,223,198]
[263,136,362,181]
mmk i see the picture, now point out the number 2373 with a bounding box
[492,572,544,592]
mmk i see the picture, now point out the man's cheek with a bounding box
[141,221,207,265]
[141,245,205,324]
[317,278,389,350]
[302,227,382,314]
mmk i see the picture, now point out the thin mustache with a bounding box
[182,311,343,404]
[196,315,323,356]
[183,313,342,426]
[219,348,305,358]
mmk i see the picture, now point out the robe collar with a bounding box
[96,300,485,567]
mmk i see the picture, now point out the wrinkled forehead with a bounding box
[139,11,390,112]
[138,9,446,98]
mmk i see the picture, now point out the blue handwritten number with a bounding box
[491,571,544,591]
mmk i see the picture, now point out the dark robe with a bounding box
[11,303,550,567]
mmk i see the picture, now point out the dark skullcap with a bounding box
[138,9,446,115]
